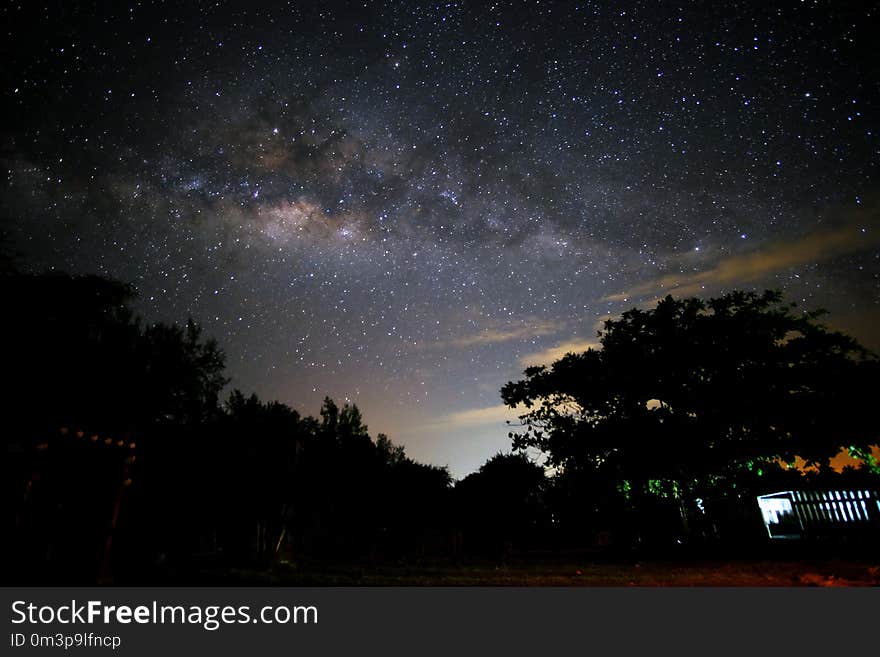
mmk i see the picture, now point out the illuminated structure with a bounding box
[756,490,880,540]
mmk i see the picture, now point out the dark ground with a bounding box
[199,555,880,587]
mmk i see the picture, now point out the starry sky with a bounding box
[3,1,878,478]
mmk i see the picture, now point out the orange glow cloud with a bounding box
[445,319,562,348]
[605,219,880,303]
[519,338,602,367]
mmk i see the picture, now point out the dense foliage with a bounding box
[3,271,453,582]
[501,291,879,510]
[5,272,878,582]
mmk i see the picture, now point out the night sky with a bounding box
[3,1,878,477]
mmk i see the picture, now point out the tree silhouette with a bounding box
[501,290,879,536]
[456,452,547,555]
[137,320,228,427]
[295,397,453,559]
[2,269,232,581]
[3,268,463,580]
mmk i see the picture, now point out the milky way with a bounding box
[3,2,878,476]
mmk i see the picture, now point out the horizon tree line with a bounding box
[3,266,878,583]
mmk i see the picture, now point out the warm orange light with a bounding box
[785,445,880,473]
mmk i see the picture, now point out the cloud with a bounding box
[519,338,601,367]
[446,319,562,348]
[518,319,608,366]
[432,403,529,430]
[604,220,880,303]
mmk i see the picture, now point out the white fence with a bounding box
[756,489,880,539]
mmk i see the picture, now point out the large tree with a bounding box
[455,452,547,553]
[501,290,879,507]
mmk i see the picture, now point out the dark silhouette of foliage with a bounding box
[293,397,453,560]
[501,290,879,523]
[2,270,227,439]
[2,269,232,581]
[456,452,547,555]
[7,270,878,583]
[137,320,228,426]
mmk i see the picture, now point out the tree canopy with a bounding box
[501,290,879,503]
[2,271,227,439]
[455,452,547,552]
